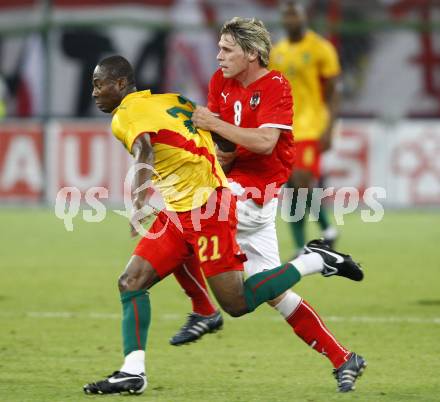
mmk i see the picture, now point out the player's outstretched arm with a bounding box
[130,134,155,237]
[192,106,280,155]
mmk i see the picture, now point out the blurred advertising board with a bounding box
[0,121,44,202]
[323,120,440,207]
[1,119,440,207]
[45,120,132,206]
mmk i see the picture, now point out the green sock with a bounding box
[291,219,306,249]
[243,263,301,312]
[307,188,330,231]
[315,177,331,230]
[290,189,307,249]
[121,289,151,356]
[317,206,330,230]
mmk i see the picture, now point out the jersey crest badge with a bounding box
[249,91,261,110]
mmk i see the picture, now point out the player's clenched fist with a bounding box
[191,105,218,132]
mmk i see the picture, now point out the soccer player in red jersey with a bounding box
[172,17,367,392]
[84,55,363,396]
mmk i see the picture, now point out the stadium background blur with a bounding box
[1,1,439,401]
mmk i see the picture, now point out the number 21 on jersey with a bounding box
[198,235,221,262]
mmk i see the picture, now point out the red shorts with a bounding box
[133,188,246,278]
[295,140,321,179]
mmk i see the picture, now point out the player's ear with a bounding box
[116,77,128,91]
[247,50,258,63]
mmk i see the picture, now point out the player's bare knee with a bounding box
[118,273,139,292]
[219,299,248,317]
[231,308,248,317]
[118,256,159,292]
[118,270,145,292]
[118,273,128,292]
[223,305,246,317]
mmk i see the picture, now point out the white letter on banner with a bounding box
[64,135,105,189]
[1,136,42,191]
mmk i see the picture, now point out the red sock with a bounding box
[173,260,217,316]
[287,300,351,368]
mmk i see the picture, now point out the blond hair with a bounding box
[220,17,272,67]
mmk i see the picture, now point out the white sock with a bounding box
[290,253,324,277]
[120,350,145,375]
[273,291,302,319]
[322,226,338,241]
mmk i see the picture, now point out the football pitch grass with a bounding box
[1,208,439,402]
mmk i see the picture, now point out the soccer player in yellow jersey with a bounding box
[83,55,364,396]
[269,1,341,251]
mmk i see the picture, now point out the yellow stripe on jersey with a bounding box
[269,30,341,141]
[111,90,228,212]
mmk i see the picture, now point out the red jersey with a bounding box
[207,69,294,205]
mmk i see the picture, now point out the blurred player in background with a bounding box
[269,1,341,252]
[84,55,363,395]
[173,17,366,393]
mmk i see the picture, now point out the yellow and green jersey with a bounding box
[111,90,228,212]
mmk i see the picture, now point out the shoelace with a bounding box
[180,313,199,330]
